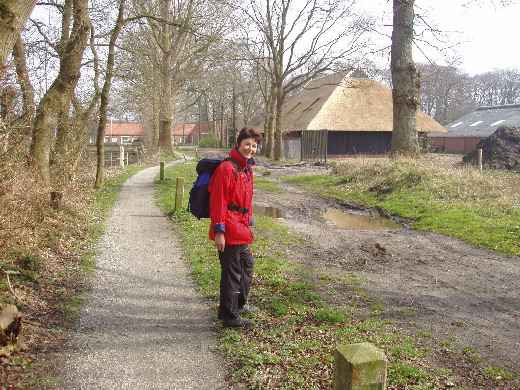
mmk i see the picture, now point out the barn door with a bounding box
[301,129,328,162]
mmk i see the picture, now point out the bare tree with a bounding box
[29,0,91,182]
[119,0,231,150]
[0,0,38,70]
[94,0,127,189]
[472,68,520,107]
[242,0,371,159]
[11,35,36,132]
[419,63,476,125]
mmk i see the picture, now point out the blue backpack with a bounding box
[188,157,244,219]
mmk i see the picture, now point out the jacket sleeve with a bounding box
[208,162,234,234]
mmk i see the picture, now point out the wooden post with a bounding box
[174,177,185,212]
[195,147,198,158]
[160,161,165,181]
[333,342,387,390]
[478,148,483,172]
[119,145,124,168]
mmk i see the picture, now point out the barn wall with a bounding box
[428,137,483,153]
[283,139,301,160]
[328,131,392,155]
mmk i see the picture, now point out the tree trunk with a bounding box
[390,0,420,158]
[12,35,35,134]
[95,0,126,189]
[29,0,91,182]
[274,86,284,160]
[0,0,37,70]
[264,84,276,158]
[158,0,173,152]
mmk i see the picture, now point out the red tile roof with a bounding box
[172,123,197,135]
[105,123,147,136]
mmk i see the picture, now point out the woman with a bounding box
[208,127,262,327]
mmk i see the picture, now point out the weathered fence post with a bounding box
[119,145,124,168]
[160,161,165,181]
[478,148,483,172]
[333,342,387,390]
[174,178,185,212]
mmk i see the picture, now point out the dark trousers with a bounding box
[218,244,254,320]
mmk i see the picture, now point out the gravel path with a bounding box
[58,160,229,389]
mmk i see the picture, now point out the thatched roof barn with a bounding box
[264,72,446,158]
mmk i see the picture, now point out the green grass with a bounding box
[155,157,519,389]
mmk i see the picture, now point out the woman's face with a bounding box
[237,137,258,161]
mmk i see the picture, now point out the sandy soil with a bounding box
[250,157,519,385]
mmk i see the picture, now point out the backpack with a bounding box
[188,157,248,219]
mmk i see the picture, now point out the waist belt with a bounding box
[228,204,249,214]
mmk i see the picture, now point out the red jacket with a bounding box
[208,147,255,244]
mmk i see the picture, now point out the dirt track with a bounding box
[251,158,519,382]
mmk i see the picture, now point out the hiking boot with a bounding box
[222,316,254,328]
[238,304,259,314]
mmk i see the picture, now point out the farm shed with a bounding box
[428,104,520,153]
[263,72,446,160]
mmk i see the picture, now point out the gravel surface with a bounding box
[57,160,229,389]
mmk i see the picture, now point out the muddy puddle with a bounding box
[312,210,401,230]
[254,206,401,231]
[254,205,287,219]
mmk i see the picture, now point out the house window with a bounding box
[111,137,118,143]
[451,122,463,127]
[121,136,130,145]
[491,120,505,126]
[104,136,109,143]
[470,121,483,127]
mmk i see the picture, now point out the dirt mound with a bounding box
[462,126,520,172]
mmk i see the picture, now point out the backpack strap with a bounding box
[223,157,250,181]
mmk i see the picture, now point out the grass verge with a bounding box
[156,158,519,389]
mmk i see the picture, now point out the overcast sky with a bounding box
[29,1,519,76]
[364,0,520,75]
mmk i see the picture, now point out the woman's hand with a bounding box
[215,232,225,252]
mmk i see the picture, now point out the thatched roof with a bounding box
[278,72,446,134]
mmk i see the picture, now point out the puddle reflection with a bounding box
[254,205,287,219]
[313,210,400,230]
[254,205,400,231]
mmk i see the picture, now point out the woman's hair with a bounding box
[236,127,262,146]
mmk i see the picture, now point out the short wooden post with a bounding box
[333,342,387,390]
[174,177,185,212]
[160,161,165,181]
[195,147,198,158]
[119,145,124,168]
[478,148,483,172]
